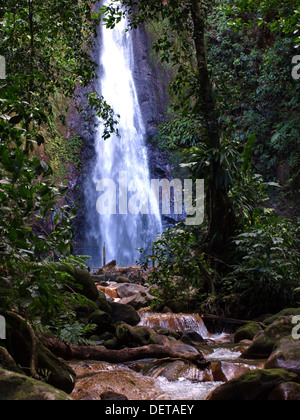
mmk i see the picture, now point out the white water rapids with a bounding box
[85,0,162,267]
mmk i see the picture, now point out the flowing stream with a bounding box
[84,0,162,267]
[70,282,264,401]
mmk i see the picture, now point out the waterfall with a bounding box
[84,1,162,267]
[139,312,210,339]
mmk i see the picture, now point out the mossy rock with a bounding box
[234,322,263,343]
[265,336,300,375]
[264,309,300,325]
[96,291,112,315]
[268,382,300,400]
[88,310,114,335]
[104,338,119,350]
[59,265,99,301]
[116,276,130,283]
[74,291,111,324]
[207,369,299,400]
[241,317,295,359]
[109,302,140,326]
[0,368,72,400]
[115,323,163,347]
[152,326,182,340]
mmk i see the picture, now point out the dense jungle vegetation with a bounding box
[0,0,299,352]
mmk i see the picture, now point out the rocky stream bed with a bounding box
[67,265,300,401]
[1,264,299,400]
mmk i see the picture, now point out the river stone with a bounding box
[109,302,140,326]
[88,310,114,335]
[264,336,300,375]
[115,323,163,347]
[241,316,294,359]
[103,338,119,350]
[96,291,113,315]
[207,369,299,400]
[117,283,142,298]
[181,330,204,346]
[0,368,73,400]
[268,382,300,400]
[264,308,300,325]
[234,322,263,343]
[212,361,251,383]
[168,340,200,355]
[60,265,99,301]
[100,391,128,400]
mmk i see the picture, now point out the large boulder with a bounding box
[241,316,294,359]
[181,330,204,346]
[264,309,300,325]
[117,283,141,299]
[207,369,299,400]
[234,322,263,343]
[115,323,164,347]
[96,291,113,315]
[0,368,72,400]
[74,292,112,325]
[212,361,251,383]
[100,391,128,400]
[268,382,300,400]
[88,310,114,335]
[117,283,154,310]
[265,336,300,375]
[109,302,140,326]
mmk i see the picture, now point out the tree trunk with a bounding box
[190,0,236,259]
[41,336,210,370]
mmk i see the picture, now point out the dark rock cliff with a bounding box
[131,24,169,140]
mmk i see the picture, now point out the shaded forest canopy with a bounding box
[0,0,299,381]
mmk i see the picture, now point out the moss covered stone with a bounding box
[0,368,73,400]
[234,322,263,343]
[115,323,163,347]
[264,309,300,325]
[59,265,99,301]
[268,382,300,400]
[88,310,114,335]
[265,336,300,375]
[207,368,299,400]
[96,291,112,315]
[241,317,294,359]
[109,302,141,326]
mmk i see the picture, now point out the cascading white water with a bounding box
[84,1,162,267]
[138,312,210,338]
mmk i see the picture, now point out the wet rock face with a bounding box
[131,25,169,140]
